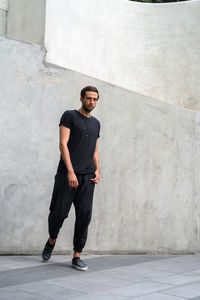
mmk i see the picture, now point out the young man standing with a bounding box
[42,86,100,271]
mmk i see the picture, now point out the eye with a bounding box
[86,97,98,101]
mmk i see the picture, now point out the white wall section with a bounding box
[45,0,200,110]
[1,1,200,254]
[0,0,7,11]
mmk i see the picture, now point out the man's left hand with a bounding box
[90,170,100,184]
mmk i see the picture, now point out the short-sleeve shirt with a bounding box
[57,110,100,174]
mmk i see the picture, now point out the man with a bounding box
[42,86,100,271]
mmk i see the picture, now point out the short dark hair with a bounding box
[81,86,99,99]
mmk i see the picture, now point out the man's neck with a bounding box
[78,108,91,118]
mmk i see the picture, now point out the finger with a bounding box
[69,180,78,188]
[74,181,79,188]
[90,177,97,182]
[93,179,99,184]
[70,180,76,188]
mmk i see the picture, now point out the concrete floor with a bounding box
[1,254,200,299]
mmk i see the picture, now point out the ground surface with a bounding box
[1,254,200,299]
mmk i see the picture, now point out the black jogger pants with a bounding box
[48,172,95,253]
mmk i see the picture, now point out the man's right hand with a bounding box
[68,170,79,189]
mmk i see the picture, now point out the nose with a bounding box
[89,99,96,104]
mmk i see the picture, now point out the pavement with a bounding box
[1,254,200,299]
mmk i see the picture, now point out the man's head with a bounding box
[80,86,99,113]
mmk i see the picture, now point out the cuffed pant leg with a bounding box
[73,173,95,253]
[48,173,76,239]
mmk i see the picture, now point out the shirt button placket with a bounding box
[84,119,89,137]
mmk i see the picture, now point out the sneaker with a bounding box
[72,257,88,271]
[42,240,55,262]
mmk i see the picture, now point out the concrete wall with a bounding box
[45,0,200,110]
[1,34,200,254]
[0,0,7,34]
[6,0,46,45]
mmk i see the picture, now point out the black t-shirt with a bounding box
[57,110,100,174]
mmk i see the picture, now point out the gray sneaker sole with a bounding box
[72,264,88,271]
[42,257,49,263]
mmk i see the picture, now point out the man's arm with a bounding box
[59,125,79,188]
[90,140,100,184]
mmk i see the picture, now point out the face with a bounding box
[81,91,99,113]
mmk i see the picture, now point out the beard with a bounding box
[82,103,94,113]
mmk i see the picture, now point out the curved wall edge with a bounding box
[45,0,200,110]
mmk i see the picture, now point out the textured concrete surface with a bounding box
[1,254,200,299]
[45,0,200,110]
[0,8,6,34]
[0,0,7,11]
[0,0,7,35]
[7,0,46,45]
[0,34,200,254]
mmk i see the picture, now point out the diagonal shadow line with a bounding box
[0,255,173,289]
